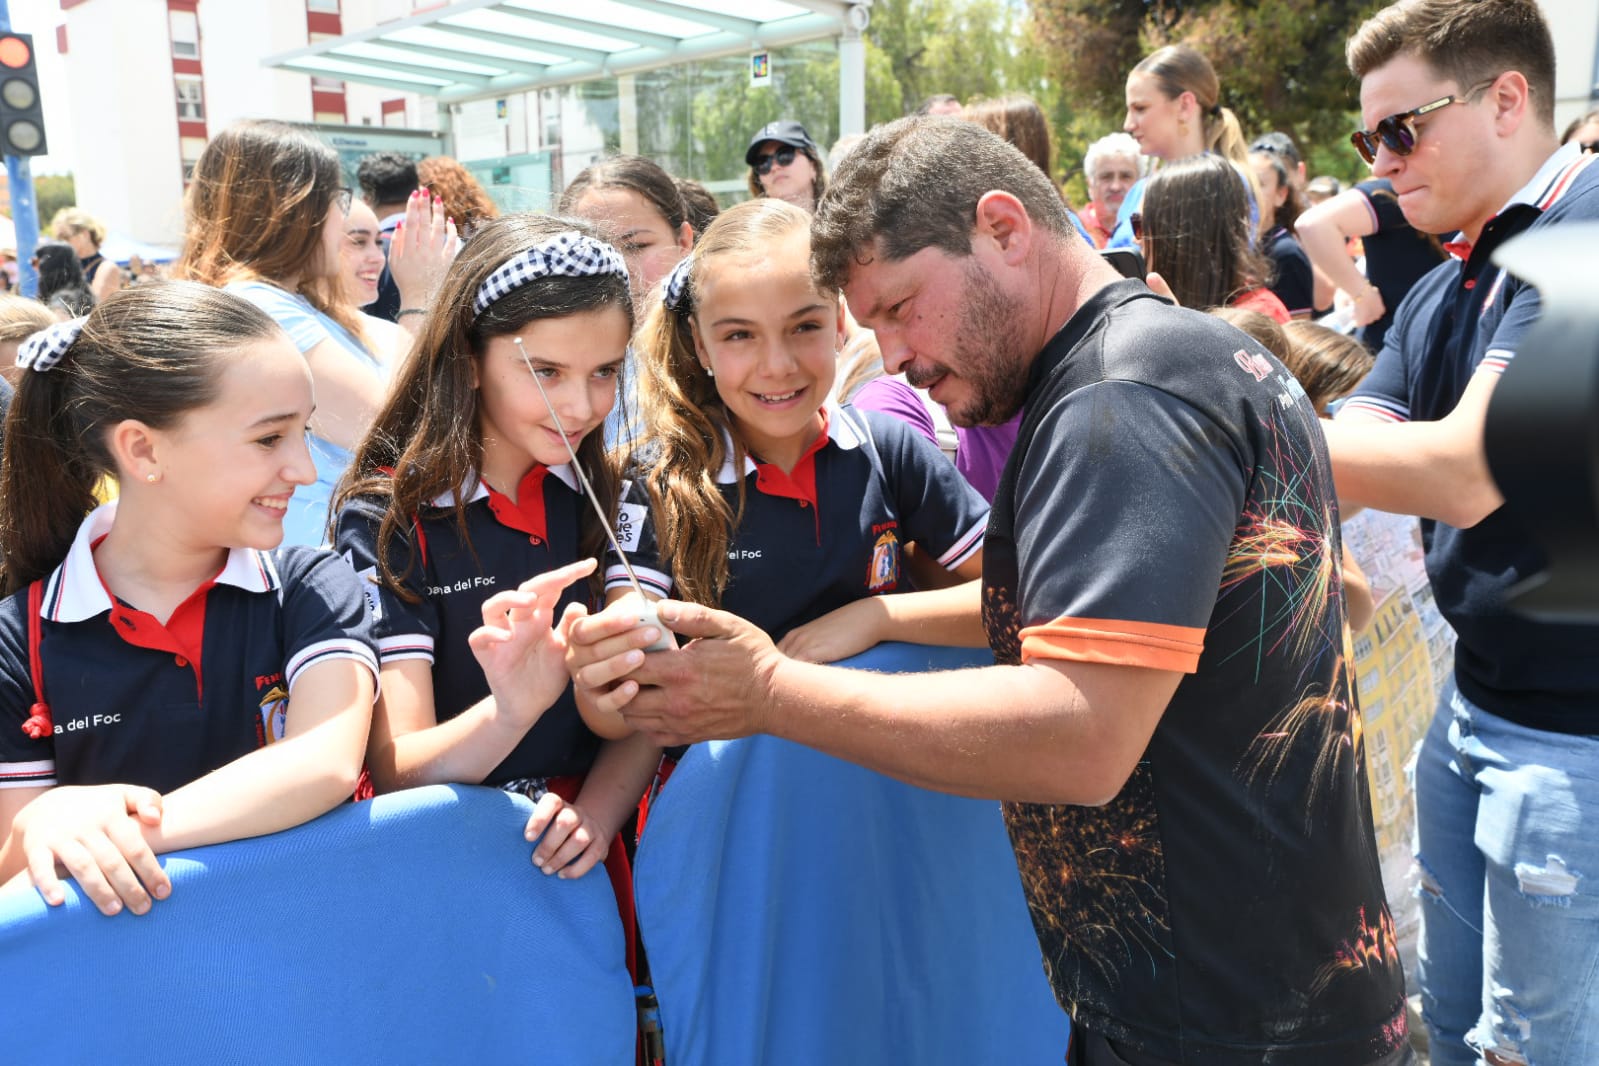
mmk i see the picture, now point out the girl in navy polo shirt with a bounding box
[0,283,380,918]
[573,198,990,732]
[332,214,658,900]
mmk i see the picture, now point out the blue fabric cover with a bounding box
[634,642,1070,1066]
[0,784,635,1064]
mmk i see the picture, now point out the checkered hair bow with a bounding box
[661,256,693,315]
[473,232,629,317]
[16,317,88,373]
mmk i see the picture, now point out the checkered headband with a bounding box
[16,317,88,373]
[661,256,693,315]
[472,232,629,317]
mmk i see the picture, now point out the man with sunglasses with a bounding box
[1327,3,1599,1065]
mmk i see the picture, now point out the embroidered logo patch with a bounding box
[867,528,900,592]
[258,684,289,744]
[1233,348,1273,383]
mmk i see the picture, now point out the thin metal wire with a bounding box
[512,336,648,602]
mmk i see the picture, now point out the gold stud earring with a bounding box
[146,473,158,483]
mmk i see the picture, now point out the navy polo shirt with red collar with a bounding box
[334,463,602,782]
[608,404,988,641]
[0,502,379,796]
[1342,143,1599,733]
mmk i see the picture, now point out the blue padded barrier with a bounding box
[0,784,635,1064]
[633,642,1069,1066]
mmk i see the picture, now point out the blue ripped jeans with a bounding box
[1413,680,1599,1066]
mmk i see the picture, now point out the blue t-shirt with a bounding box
[227,281,383,549]
[1341,144,1599,733]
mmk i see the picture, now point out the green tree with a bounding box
[34,173,76,231]
[632,0,1042,189]
[1031,0,1386,175]
[865,0,1023,118]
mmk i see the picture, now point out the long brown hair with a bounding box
[631,198,822,606]
[1281,321,1377,413]
[1143,154,1273,312]
[0,283,284,595]
[174,120,365,344]
[964,94,1056,182]
[333,213,632,600]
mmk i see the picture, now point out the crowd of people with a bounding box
[0,0,1595,1063]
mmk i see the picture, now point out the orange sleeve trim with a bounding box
[1018,616,1205,674]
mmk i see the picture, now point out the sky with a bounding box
[4,0,81,175]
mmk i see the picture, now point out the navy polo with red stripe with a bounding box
[608,404,988,640]
[334,464,602,782]
[1341,144,1599,733]
[0,502,379,795]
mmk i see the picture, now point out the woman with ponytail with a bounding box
[0,282,378,918]
[1111,43,1264,249]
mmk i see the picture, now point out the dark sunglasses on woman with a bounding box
[754,145,798,175]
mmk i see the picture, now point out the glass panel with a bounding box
[451,7,641,53]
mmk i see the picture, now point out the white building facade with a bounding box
[55,0,440,246]
[42,0,1599,248]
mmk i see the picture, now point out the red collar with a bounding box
[751,412,830,541]
[482,465,552,545]
[91,534,218,698]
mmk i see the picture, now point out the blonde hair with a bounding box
[50,207,107,248]
[1211,307,1291,365]
[631,198,822,605]
[0,293,55,343]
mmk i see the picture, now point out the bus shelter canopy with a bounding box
[263,0,870,105]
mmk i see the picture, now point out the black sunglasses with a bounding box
[335,186,354,214]
[1350,80,1495,165]
[754,145,797,175]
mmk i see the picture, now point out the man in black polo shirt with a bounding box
[575,117,1408,1065]
[1324,2,1599,1064]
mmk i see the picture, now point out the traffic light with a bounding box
[0,32,46,156]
